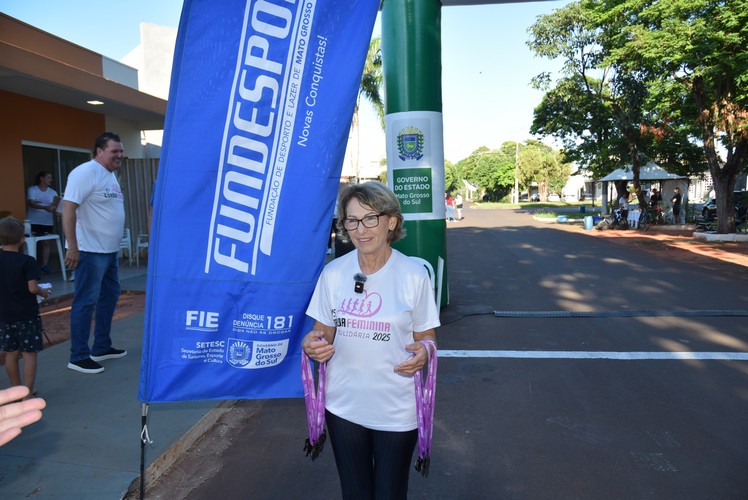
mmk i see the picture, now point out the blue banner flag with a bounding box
[139,0,379,402]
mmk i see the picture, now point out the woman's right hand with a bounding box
[302,330,335,363]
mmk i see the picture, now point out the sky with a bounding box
[0,0,571,163]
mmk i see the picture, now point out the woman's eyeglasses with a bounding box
[342,213,385,231]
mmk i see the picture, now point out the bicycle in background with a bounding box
[637,207,652,231]
[596,207,629,230]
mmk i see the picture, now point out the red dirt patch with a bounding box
[0,292,146,366]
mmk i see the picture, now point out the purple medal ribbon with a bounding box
[414,340,437,477]
[301,350,327,460]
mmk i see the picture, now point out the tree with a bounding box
[516,140,571,200]
[460,146,515,200]
[594,0,748,233]
[528,3,646,207]
[530,73,623,180]
[350,37,384,179]
[528,2,707,209]
[444,160,460,194]
[528,2,625,180]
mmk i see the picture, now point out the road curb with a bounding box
[122,399,239,499]
[693,232,748,242]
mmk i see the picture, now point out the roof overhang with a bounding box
[598,162,686,182]
[0,41,166,130]
[0,14,166,130]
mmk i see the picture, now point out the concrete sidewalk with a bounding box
[0,269,223,499]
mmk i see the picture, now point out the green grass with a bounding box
[472,201,596,210]
[533,209,556,218]
[533,211,587,221]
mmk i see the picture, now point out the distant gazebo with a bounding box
[598,162,687,214]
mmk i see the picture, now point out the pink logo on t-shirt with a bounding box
[339,291,382,317]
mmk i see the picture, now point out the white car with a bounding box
[548,193,561,202]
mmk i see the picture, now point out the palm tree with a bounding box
[350,37,384,180]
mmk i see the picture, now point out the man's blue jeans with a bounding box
[70,251,121,362]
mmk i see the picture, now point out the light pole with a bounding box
[513,140,520,204]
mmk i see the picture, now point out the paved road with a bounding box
[143,206,748,500]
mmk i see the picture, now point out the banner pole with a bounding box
[140,403,149,499]
[382,0,449,306]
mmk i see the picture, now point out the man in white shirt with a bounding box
[618,192,630,222]
[62,133,128,374]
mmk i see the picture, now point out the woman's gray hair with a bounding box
[337,181,406,244]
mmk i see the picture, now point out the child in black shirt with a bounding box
[0,218,51,397]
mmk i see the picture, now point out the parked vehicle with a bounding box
[548,193,561,202]
[701,191,748,220]
[530,193,540,202]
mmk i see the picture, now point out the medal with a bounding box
[301,350,327,460]
[414,340,437,477]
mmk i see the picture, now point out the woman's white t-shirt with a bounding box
[306,249,440,431]
[26,185,59,226]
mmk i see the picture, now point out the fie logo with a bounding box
[186,310,220,331]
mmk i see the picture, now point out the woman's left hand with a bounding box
[394,342,430,377]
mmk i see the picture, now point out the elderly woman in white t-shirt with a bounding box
[302,181,439,499]
[26,171,60,273]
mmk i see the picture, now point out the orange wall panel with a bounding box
[0,90,104,219]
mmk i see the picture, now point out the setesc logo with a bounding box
[185,310,220,332]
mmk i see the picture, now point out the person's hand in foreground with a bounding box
[0,386,46,446]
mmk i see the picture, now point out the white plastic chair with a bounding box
[627,210,640,229]
[135,234,149,267]
[409,256,443,314]
[119,228,132,266]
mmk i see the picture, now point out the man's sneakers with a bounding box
[68,348,128,374]
[67,358,105,374]
[90,348,127,362]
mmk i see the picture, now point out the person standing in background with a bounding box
[455,193,464,220]
[26,172,59,274]
[445,193,456,222]
[650,188,662,205]
[618,192,629,222]
[671,187,682,224]
[327,202,338,256]
[62,132,128,374]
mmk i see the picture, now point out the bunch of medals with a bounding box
[414,340,438,477]
[301,350,327,460]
